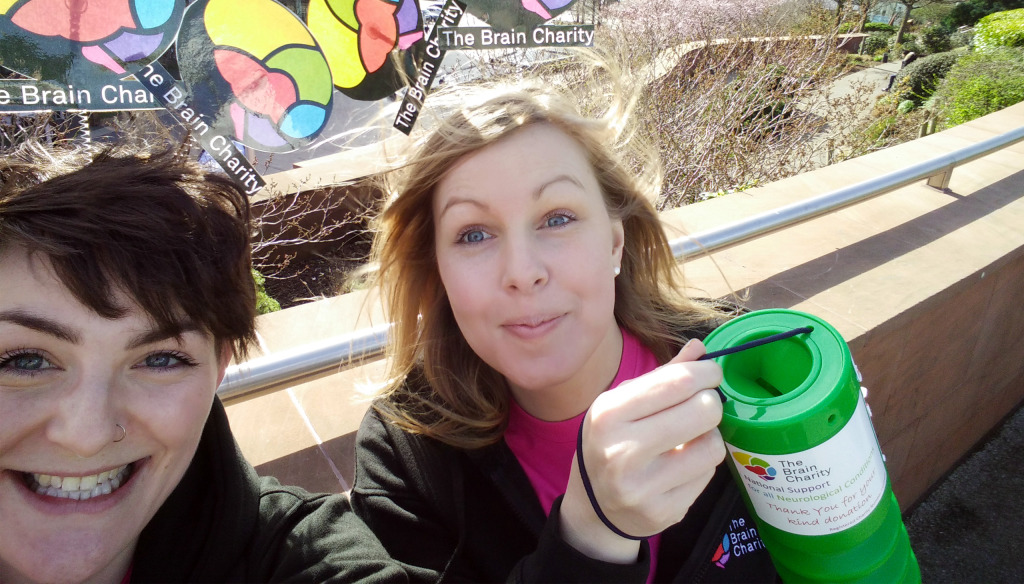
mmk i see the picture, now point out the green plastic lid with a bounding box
[704,309,860,454]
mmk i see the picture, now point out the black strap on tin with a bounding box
[574,326,813,540]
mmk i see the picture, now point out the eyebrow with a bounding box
[536,174,585,198]
[438,174,586,217]
[0,309,201,350]
[0,310,81,344]
[125,323,202,350]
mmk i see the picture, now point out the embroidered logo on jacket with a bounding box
[711,533,731,568]
[712,517,767,569]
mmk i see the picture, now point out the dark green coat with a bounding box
[132,399,407,583]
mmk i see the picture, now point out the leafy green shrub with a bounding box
[865,115,898,142]
[950,30,974,49]
[944,0,1024,29]
[921,24,953,54]
[911,3,956,26]
[862,31,891,55]
[935,47,1024,126]
[252,269,281,314]
[975,8,1024,50]
[864,22,896,33]
[897,100,916,114]
[894,51,961,103]
[899,39,922,57]
[839,22,853,33]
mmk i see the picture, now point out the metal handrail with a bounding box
[671,125,1024,257]
[218,125,1024,402]
[219,323,391,402]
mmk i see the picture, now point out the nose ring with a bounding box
[114,423,126,443]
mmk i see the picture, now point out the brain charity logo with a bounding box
[0,0,184,83]
[176,0,333,152]
[307,0,423,100]
[711,533,731,568]
[733,452,778,481]
[463,0,575,30]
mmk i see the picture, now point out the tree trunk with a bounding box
[894,1,912,45]
[856,0,874,32]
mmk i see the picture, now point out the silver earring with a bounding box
[114,424,126,443]
[614,266,621,277]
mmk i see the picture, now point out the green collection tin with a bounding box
[703,309,920,583]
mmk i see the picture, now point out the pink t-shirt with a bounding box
[505,328,663,582]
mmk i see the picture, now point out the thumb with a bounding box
[668,338,708,364]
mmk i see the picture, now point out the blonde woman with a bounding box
[352,72,776,582]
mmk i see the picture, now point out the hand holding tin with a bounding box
[565,339,726,546]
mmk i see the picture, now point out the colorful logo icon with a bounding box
[176,0,333,152]
[307,0,424,100]
[0,0,184,83]
[732,452,777,481]
[463,0,576,30]
[711,533,731,568]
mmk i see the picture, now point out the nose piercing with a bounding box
[114,423,126,443]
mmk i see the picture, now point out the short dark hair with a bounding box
[0,141,257,359]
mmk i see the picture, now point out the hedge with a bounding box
[944,0,1024,29]
[935,47,1024,126]
[975,8,1024,51]
[864,22,896,33]
[862,32,891,55]
[894,51,962,104]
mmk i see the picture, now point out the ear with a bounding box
[611,219,625,270]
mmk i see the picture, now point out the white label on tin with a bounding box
[726,395,888,536]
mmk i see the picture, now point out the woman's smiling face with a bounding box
[433,123,625,420]
[0,248,226,584]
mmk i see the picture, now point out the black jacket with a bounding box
[131,399,407,583]
[352,399,778,583]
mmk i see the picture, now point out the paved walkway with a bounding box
[792,61,901,167]
[904,401,1024,582]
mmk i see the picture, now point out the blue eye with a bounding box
[457,229,491,244]
[0,351,54,374]
[545,213,575,228]
[140,352,197,370]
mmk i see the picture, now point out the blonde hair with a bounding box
[369,62,728,449]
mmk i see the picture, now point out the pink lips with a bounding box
[502,314,565,340]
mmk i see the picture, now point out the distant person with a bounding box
[0,141,406,583]
[350,67,777,582]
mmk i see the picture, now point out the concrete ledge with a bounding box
[226,102,1024,508]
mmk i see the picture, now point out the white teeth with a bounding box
[27,464,131,500]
